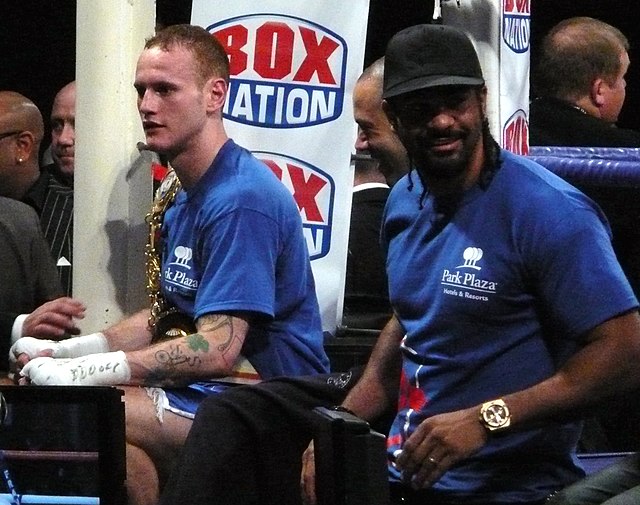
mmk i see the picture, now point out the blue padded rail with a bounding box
[528,146,640,187]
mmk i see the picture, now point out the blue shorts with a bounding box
[160,381,236,419]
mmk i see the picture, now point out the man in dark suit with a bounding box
[0,94,84,374]
[343,155,392,329]
[342,58,410,332]
[530,16,640,147]
[0,91,74,296]
[0,197,79,374]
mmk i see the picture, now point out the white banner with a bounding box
[443,0,530,154]
[191,1,370,333]
[499,0,530,155]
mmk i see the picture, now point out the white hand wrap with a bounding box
[10,332,109,363]
[53,332,110,358]
[20,351,131,386]
[10,337,59,363]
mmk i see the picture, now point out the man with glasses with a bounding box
[0,93,83,373]
[0,91,74,296]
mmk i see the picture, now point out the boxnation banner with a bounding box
[191,0,370,333]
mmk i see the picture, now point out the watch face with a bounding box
[484,404,508,427]
[481,400,511,430]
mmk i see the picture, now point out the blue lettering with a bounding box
[224,79,342,128]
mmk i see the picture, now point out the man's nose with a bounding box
[138,90,155,114]
[59,123,75,145]
[427,108,456,130]
[354,129,368,152]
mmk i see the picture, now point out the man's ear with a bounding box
[15,131,36,162]
[479,85,488,116]
[591,78,606,107]
[382,99,398,132]
[205,77,228,113]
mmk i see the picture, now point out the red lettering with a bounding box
[254,22,294,79]
[262,160,283,181]
[288,164,326,222]
[504,0,530,14]
[505,117,529,156]
[213,26,248,76]
[516,0,530,13]
[518,118,529,155]
[293,27,338,84]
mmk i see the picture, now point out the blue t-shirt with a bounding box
[383,150,638,503]
[161,139,329,379]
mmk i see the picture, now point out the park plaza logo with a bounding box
[503,0,530,54]
[209,14,346,128]
[441,247,497,301]
[164,246,199,291]
[458,246,483,270]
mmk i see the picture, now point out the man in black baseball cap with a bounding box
[381,23,491,193]
[323,23,640,505]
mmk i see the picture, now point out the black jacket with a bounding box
[529,97,640,148]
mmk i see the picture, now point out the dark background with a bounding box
[2,0,640,137]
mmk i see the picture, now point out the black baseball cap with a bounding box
[383,24,485,99]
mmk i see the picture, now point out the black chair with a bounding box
[0,386,126,505]
[313,406,390,505]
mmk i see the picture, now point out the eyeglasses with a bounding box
[0,130,21,142]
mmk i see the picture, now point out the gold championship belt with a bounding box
[145,170,197,343]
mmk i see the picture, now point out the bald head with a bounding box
[533,16,630,122]
[353,57,409,187]
[358,56,385,87]
[50,81,76,180]
[0,92,45,199]
[0,91,44,144]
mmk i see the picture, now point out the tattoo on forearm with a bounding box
[197,314,242,365]
[144,339,206,386]
[154,343,203,368]
[186,333,209,352]
[144,368,181,387]
[145,316,242,387]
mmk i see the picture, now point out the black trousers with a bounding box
[160,369,554,505]
[389,484,550,505]
[160,368,369,505]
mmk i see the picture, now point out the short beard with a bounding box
[413,120,483,182]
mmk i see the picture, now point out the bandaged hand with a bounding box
[20,351,131,386]
[9,337,59,364]
[10,332,109,363]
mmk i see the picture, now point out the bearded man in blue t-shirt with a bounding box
[315,24,640,505]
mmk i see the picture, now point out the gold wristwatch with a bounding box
[479,399,511,432]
